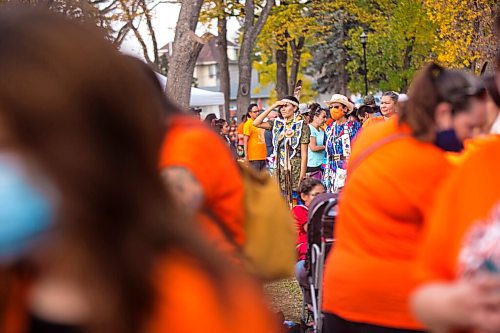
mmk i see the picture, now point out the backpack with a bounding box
[207,162,296,281]
[239,162,296,281]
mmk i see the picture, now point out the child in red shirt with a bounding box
[292,178,325,287]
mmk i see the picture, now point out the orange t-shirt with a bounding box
[446,134,500,166]
[149,256,279,333]
[322,117,451,329]
[159,116,245,251]
[243,118,267,161]
[415,139,500,284]
[363,115,385,128]
[237,122,245,146]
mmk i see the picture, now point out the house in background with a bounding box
[160,39,274,119]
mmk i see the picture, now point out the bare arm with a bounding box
[309,136,325,152]
[253,101,284,129]
[243,135,249,162]
[161,166,204,216]
[411,278,500,333]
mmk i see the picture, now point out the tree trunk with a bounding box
[338,14,348,96]
[166,0,207,110]
[288,36,304,96]
[402,36,415,92]
[236,0,274,119]
[275,37,288,99]
[217,4,231,120]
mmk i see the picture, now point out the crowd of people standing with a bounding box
[1,6,500,333]
[209,89,406,205]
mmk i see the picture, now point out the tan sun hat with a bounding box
[325,94,354,112]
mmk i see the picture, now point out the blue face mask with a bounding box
[0,156,55,262]
[435,129,464,152]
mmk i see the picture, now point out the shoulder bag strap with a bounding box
[348,133,408,174]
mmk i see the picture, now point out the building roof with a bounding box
[159,39,237,64]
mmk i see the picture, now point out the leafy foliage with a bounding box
[423,0,498,70]
[343,0,438,93]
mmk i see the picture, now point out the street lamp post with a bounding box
[360,31,368,95]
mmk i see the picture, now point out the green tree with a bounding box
[255,0,335,100]
[345,0,438,93]
[306,8,356,96]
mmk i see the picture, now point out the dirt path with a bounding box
[265,278,303,323]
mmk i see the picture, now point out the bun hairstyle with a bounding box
[308,102,325,120]
[399,63,486,141]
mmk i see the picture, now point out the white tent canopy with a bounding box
[155,73,224,107]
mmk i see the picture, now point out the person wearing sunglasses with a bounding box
[243,103,267,171]
[322,94,361,193]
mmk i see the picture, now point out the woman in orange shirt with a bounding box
[0,10,276,333]
[322,63,487,333]
[411,140,500,333]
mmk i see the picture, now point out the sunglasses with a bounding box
[330,105,343,110]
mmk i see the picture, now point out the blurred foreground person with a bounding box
[412,139,500,333]
[160,106,244,256]
[0,9,275,333]
[446,74,500,164]
[322,63,487,333]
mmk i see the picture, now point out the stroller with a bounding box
[300,193,338,332]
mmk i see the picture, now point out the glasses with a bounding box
[330,105,342,110]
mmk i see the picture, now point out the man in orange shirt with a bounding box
[357,104,384,127]
[244,103,267,171]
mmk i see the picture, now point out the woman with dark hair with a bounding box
[410,68,500,332]
[0,9,274,333]
[306,104,327,179]
[322,63,487,333]
[253,96,310,207]
[204,113,217,124]
[212,118,237,155]
[445,74,500,164]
